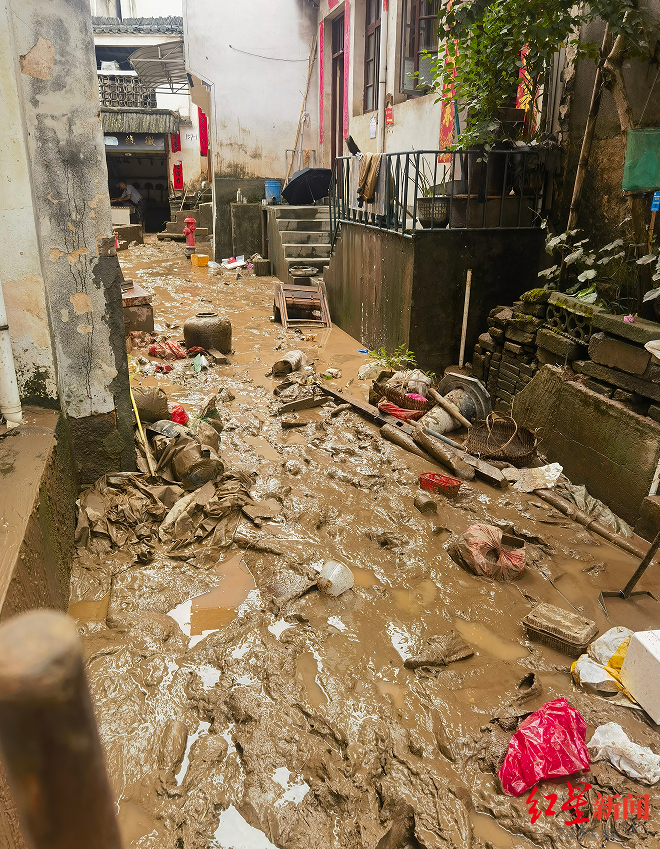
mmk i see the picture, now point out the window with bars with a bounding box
[400,0,440,96]
[364,0,381,112]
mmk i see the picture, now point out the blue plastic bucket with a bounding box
[264,179,282,204]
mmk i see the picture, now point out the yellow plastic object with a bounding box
[191,254,209,267]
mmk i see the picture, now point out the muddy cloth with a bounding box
[357,153,382,205]
[76,467,255,555]
[132,386,170,423]
[555,480,632,537]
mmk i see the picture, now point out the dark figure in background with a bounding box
[111,182,147,230]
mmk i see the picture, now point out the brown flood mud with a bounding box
[69,238,660,849]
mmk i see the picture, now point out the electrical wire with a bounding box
[228,44,310,62]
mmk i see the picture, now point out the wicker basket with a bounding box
[383,385,435,412]
[417,197,449,228]
[466,414,537,467]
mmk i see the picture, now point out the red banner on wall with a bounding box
[319,21,324,145]
[170,131,181,153]
[343,2,350,139]
[198,107,209,156]
[172,161,183,190]
[438,43,457,162]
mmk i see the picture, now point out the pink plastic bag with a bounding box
[455,523,525,581]
[499,698,590,796]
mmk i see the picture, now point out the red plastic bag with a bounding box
[454,523,525,581]
[377,397,424,422]
[170,405,189,425]
[499,698,590,796]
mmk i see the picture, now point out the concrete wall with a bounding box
[2,0,135,482]
[325,223,414,352]
[514,365,660,526]
[554,14,660,244]
[325,222,544,374]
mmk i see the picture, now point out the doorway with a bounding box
[331,14,345,166]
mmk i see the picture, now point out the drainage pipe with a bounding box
[377,0,389,154]
[0,281,22,426]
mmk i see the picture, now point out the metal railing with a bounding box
[329,148,547,249]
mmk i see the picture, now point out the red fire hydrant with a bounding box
[183,216,196,259]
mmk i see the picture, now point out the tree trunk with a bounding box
[566,25,610,232]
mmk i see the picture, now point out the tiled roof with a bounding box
[92,17,184,34]
[101,108,180,134]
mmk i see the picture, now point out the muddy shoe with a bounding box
[404,630,474,669]
[512,671,542,705]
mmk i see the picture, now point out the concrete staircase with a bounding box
[267,206,331,281]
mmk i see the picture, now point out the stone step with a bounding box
[279,231,331,245]
[165,221,182,233]
[272,205,329,220]
[277,219,331,231]
[284,244,332,259]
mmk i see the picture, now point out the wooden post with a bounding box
[0,610,123,849]
[458,269,472,369]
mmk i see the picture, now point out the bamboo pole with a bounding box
[566,25,611,232]
[286,33,318,185]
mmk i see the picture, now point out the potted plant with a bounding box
[416,159,449,229]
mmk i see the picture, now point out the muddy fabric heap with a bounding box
[75,467,260,560]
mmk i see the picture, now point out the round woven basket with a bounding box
[466,414,537,467]
[383,386,435,412]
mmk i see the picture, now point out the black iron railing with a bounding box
[329,149,547,249]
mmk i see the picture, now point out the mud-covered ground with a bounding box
[69,238,660,849]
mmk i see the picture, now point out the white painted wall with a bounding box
[317,0,444,162]
[0,0,58,402]
[183,0,319,180]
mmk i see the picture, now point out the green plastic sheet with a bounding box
[622,129,660,191]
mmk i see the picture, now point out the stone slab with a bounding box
[548,291,601,318]
[504,342,523,355]
[489,327,504,341]
[537,348,566,367]
[478,332,498,353]
[574,360,660,403]
[498,389,514,403]
[505,326,536,345]
[511,312,544,332]
[472,352,485,380]
[582,377,614,398]
[634,496,660,542]
[588,332,651,376]
[497,377,516,394]
[591,312,660,346]
[518,362,538,378]
[121,283,151,308]
[648,404,660,424]
[519,302,547,318]
[513,365,660,525]
[536,328,583,361]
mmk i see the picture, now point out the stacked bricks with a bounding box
[472,289,547,412]
[473,286,660,422]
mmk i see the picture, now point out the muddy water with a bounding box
[68,238,660,849]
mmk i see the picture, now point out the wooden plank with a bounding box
[279,396,330,413]
[319,385,416,432]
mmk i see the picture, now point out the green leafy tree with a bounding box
[433,0,650,149]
